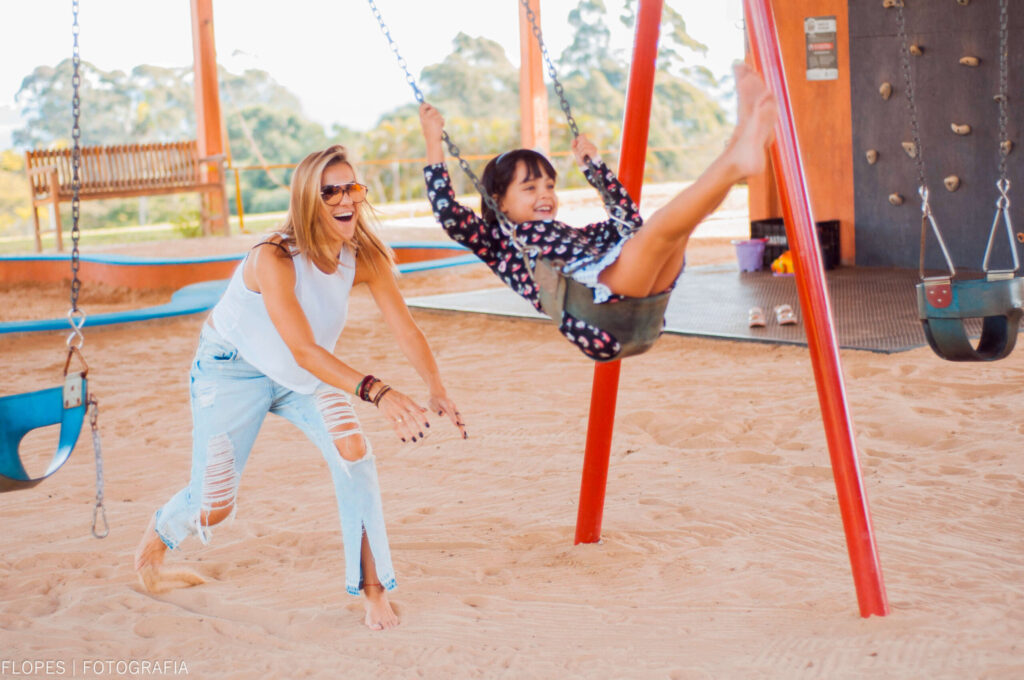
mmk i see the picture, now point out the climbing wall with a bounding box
[849,0,1023,270]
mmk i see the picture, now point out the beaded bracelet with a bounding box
[372,385,393,407]
[358,375,379,403]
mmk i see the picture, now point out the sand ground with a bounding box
[1,225,1022,679]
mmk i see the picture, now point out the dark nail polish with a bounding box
[401,438,406,443]
[463,433,468,439]
[425,422,431,428]
[411,437,417,442]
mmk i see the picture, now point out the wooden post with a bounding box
[518,0,550,154]
[190,0,229,236]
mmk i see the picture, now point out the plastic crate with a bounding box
[750,218,840,270]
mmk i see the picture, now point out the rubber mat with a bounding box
[406,265,997,354]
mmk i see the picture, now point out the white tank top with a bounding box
[211,243,357,394]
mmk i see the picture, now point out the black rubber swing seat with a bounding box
[916,276,1024,362]
[0,374,87,492]
[534,257,671,361]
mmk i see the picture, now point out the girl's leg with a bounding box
[599,64,777,298]
[274,384,399,631]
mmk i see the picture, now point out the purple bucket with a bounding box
[732,238,767,272]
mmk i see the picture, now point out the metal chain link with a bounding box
[894,1,956,278]
[519,0,579,139]
[983,0,1017,274]
[367,0,539,263]
[894,1,927,192]
[89,398,108,538]
[67,0,87,349]
[997,0,1010,184]
[518,0,635,236]
[69,0,107,538]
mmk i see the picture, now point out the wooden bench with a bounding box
[25,140,228,252]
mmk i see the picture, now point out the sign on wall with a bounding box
[805,16,839,81]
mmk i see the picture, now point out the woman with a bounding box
[134,145,466,631]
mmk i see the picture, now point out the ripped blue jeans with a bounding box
[154,324,396,596]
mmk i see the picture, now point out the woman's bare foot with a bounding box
[362,584,399,631]
[134,514,205,594]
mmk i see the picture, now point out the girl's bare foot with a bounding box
[134,514,205,594]
[362,583,399,631]
[727,64,778,178]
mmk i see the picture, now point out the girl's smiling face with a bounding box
[496,160,558,223]
[320,162,359,243]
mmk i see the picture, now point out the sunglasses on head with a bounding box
[320,182,368,205]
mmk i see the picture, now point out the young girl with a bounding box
[418,63,777,360]
[134,145,466,631]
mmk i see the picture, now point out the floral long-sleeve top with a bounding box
[423,160,646,361]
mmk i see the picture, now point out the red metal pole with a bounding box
[743,0,888,617]
[575,0,662,545]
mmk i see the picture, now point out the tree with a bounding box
[420,33,519,119]
[13,59,137,148]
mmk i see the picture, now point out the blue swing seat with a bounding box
[0,375,87,492]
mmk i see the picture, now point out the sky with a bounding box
[0,0,745,150]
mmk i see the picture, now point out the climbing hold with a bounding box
[910,44,924,56]
[866,149,879,164]
[944,175,961,192]
[959,56,980,67]
[994,94,1007,103]
[879,82,893,100]
[882,0,901,7]
[1017,232,1024,244]
[902,141,918,158]
[889,193,905,206]
[957,0,970,5]
[1002,140,1014,156]
[951,123,972,136]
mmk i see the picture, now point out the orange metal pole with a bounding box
[743,0,888,617]
[518,0,550,153]
[575,0,662,545]
[190,0,229,236]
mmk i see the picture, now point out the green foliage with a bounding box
[2,0,731,242]
[170,208,203,239]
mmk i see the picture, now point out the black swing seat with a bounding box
[0,374,87,492]
[534,257,671,361]
[916,275,1024,362]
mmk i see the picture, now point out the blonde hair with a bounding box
[279,145,394,276]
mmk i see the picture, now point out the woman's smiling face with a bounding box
[320,162,359,243]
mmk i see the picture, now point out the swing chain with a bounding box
[517,0,636,238]
[366,0,540,265]
[88,397,108,538]
[894,2,928,194]
[366,0,425,105]
[997,0,1009,184]
[982,0,1017,276]
[67,0,87,352]
[519,0,578,139]
[70,0,106,538]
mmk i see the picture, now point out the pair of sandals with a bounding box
[748,304,797,328]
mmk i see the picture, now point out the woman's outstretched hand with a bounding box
[571,134,599,168]
[428,392,467,440]
[376,387,430,443]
